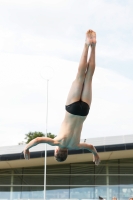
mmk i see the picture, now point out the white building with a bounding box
[0,134,133,200]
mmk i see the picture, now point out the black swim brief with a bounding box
[65,100,90,116]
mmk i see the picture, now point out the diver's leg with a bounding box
[81,30,96,106]
[66,30,93,105]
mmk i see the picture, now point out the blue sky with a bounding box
[0,0,133,146]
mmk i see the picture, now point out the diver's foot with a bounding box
[85,29,96,46]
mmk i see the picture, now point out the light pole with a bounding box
[41,66,54,200]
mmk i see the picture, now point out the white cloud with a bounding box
[0,0,133,67]
[82,67,133,138]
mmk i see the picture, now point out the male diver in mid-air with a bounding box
[23,29,100,165]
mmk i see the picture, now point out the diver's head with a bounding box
[54,146,68,162]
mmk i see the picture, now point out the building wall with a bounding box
[0,158,133,200]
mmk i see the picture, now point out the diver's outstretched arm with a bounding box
[78,143,100,165]
[23,137,56,160]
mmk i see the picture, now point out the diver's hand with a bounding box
[23,149,30,160]
[93,154,100,165]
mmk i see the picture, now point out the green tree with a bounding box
[25,131,56,143]
[46,132,56,139]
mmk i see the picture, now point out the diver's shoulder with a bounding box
[52,138,60,146]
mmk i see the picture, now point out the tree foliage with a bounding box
[25,131,56,144]
[46,132,56,139]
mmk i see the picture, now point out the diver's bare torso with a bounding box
[54,111,87,149]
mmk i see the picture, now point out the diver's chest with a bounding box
[61,134,80,148]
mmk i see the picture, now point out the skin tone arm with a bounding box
[23,138,100,165]
[23,137,59,160]
[77,143,100,165]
